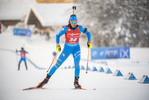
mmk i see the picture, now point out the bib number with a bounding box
[69,38,77,42]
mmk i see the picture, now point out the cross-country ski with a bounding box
[22,87,47,91]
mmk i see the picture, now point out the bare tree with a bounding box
[76,0,149,47]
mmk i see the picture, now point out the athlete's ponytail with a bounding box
[68,19,71,24]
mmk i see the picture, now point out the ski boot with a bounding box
[18,67,20,71]
[37,74,51,88]
[74,77,82,89]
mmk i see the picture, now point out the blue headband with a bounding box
[70,15,77,21]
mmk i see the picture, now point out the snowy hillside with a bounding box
[0,31,149,100]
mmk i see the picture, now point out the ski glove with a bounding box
[56,44,61,53]
[87,41,92,48]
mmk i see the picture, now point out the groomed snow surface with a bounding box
[0,32,149,100]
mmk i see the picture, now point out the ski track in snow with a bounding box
[0,32,149,100]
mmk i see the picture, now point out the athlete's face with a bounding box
[70,20,77,28]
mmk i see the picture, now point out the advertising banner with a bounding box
[13,28,31,37]
[91,47,130,59]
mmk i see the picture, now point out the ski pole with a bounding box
[46,52,58,73]
[15,49,19,65]
[86,48,90,74]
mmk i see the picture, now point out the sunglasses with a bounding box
[71,21,77,24]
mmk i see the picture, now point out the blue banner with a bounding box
[91,47,130,59]
[13,28,31,37]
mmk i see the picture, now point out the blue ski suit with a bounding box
[17,50,29,70]
[48,25,91,77]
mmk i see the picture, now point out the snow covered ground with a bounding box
[0,31,149,100]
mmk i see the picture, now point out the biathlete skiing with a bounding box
[36,12,92,89]
[16,47,29,70]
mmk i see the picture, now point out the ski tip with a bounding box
[22,89,27,91]
[22,87,47,91]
